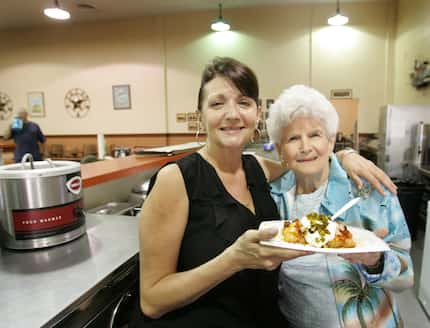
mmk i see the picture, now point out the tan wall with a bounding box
[165,2,396,133]
[0,17,166,135]
[0,1,396,136]
[312,2,396,131]
[394,0,430,104]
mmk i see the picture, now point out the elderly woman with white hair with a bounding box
[267,85,413,328]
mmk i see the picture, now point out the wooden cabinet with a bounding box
[0,140,15,164]
[330,98,359,150]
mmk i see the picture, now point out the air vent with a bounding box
[77,3,96,10]
[330,89,352,99]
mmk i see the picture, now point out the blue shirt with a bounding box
[270,155,414,328]
[12,121,45,162]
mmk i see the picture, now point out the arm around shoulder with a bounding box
[336,150,397,195]
[255,155,286,182]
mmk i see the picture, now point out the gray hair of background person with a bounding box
[266,85,339,145]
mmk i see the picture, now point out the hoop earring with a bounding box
[195,125,202,145]
[195,112,203,145]
[279,154,288,168]
[251,127,262,144]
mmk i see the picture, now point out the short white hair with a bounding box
[266,85,339,145]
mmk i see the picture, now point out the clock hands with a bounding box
[64,88,90,118]
[71,98,83,110]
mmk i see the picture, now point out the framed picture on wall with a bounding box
[112,84,131,109]
[27,92,45,117]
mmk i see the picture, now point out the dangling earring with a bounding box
[251,124,262,144]
[195,126,201,145]
[279,154,288,168]
[195,112,203,145]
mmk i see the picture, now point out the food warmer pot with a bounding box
[0,155,86,250]
[127,179,150,206]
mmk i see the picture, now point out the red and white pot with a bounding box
[0,160,85,249]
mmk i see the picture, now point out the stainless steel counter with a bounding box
[0,213,139,328]
[418,165,430,177]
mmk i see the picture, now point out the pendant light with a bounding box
[327,0,349,26]
[44,0,71,20]
[211,3,230,32]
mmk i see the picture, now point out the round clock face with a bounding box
[0,91,13,120]
[64,88,91,118]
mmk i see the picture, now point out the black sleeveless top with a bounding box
[130,153,286,328]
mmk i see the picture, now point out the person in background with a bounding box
[267,85,413,328]
[130,57,397,328]
[4,109,46,162]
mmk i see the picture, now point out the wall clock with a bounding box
[0,91,13,120]
[64,88,91,118]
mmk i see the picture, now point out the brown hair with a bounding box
[197,57,259,111]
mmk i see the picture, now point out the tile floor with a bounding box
[398,228,430,327]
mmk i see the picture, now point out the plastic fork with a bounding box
[331,197,361,221]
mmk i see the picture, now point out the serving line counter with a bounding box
[79,147,275,209]
[0,213,139,328]
[80,153,192,209]
[81,153,191,188]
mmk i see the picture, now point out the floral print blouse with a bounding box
[270,155,414,328]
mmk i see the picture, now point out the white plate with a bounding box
[259,220,390,254]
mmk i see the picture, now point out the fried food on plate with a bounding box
[282,212,356,248]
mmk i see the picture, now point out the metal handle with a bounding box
[46,158,55,168]
[21,153,34,170]
[108,291,132,328]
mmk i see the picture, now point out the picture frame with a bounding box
[330,89,353,99]
[187,121,198,131]
[112,84,131,109]
[186,112,197,122]
[176,113,187,123]
[27,92,45,117]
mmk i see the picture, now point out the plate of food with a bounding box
[259,213,390,254]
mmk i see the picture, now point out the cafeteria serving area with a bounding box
[1,0,430,327]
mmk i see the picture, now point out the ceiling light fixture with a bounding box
[328,0,349,26]
[44,0,71,20]
[211,3,230,32]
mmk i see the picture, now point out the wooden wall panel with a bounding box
[167,134,207,145]
[330,99,359,137]
[104,134,167,148]
[44,133,208,157]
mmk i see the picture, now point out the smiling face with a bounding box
[277,116,335,179]
[200,76,260,150]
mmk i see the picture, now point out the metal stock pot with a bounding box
[127,179,150,206]
[0,155,86,250]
